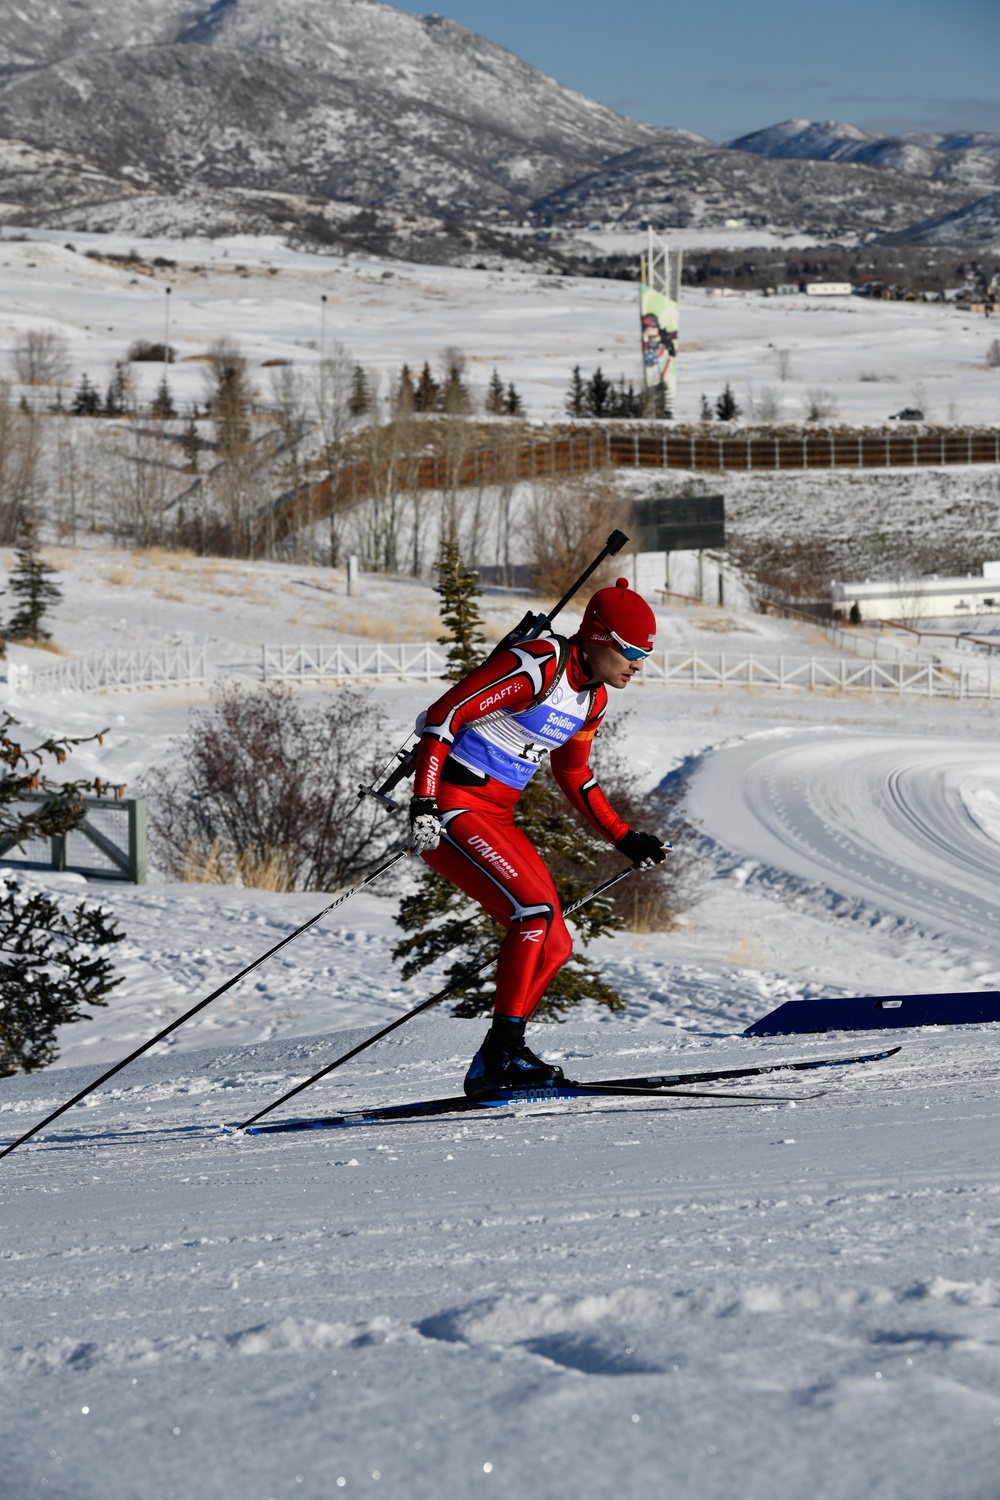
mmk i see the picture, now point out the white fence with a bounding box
[261,642,448,683]
[9,645,211,697]
[7,641,997,700]
[260,643,997,700]
[636,651,997,698]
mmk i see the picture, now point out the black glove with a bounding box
[407,796,442,854]
[616,829,668,869]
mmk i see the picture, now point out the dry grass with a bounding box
[698,614,741,634]
[724,925,767,968]
[620,882,688,933]
[180,839,294,892]
[135,545,199,567]
[334,606,441,639]
[11,638,68,655]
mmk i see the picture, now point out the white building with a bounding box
[832,562,1000,623]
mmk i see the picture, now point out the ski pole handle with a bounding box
[538,529,629,636]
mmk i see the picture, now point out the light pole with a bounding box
[161,285,172,416]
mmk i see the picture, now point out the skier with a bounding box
[407,576,668,1095]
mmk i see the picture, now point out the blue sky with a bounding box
[395,0,999,141]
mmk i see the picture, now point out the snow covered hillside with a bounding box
[2,542,1000,1497]
[0,1,990,248]
[3,228,1000,426]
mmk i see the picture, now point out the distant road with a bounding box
[685,729,1000,961]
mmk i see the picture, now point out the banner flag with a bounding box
[639,230,681,414]
[640,279,678,388]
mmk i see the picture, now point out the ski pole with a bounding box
[0,847,411,1164]
[235,863,639,1131]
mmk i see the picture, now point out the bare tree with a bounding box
[492,423,522,584]
[891,574,930,628]
[758,386,781,423]
[204,339,251,459]
[775,348,792,382]
[353,377,407,572]
[0,381,45,543]
[144,684,398,891]
[527,471,627,597]
[50,414,106,543]
[803,388,838,422]
[436,412,477,546]
[269,365,312,560]
[313,343,355,567]
[107,414,174,548]
[12,329,70,390]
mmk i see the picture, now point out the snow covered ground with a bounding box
[2,543,1000,1493]
[3,227,1000,426]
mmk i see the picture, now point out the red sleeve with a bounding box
[549,687,629,846]
[414,639,560,799]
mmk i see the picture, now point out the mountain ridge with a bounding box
[0,0,995,258]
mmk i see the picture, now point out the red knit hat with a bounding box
[579,577,656,654]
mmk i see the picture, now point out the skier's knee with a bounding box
[550,919,573,967]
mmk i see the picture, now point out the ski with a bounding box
[225,1046,898,1137]
[231,1086,794,1136]
[591,1043,901,1090]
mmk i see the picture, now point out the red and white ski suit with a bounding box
[413,635,629,1020]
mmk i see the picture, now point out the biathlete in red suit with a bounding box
[406,577,668,1095]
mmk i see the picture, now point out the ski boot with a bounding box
[463,1015,565,1098]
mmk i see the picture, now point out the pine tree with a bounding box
[415,362,439,413]
[609,376,641,418]
[396,364,416,414]
[440,352,472,415]
[585,366,612,419]
[151,374,176,420]
[348,364,371,417]
[6,518,61,643]
[715,382,741,421]
[0,709,123,1074]
[565,365,586,417]
[435,536,486,681]
[504,381,524,416]
[71,374,101,417]
[485,368,506,415]
[181,410,202,472]
[104,361,130,417]
[208,344,251,456]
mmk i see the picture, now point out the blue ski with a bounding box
[227,1046,898,1136]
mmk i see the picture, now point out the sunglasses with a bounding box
[608,628,650,662]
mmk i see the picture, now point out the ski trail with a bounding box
[683,730,1000,962]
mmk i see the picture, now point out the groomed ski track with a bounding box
[236,1048,896,1133]
[684,729,1000,964]
[4,562,1000,1496]
[3,1020,1000,1500]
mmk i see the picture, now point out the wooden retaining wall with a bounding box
[269,425,1000,542]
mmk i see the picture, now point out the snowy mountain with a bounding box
[531,139,979,240]
[0,0,660,222]
[0,2,994,254]
[730,119,1000,191]
[883,189,1000,248]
